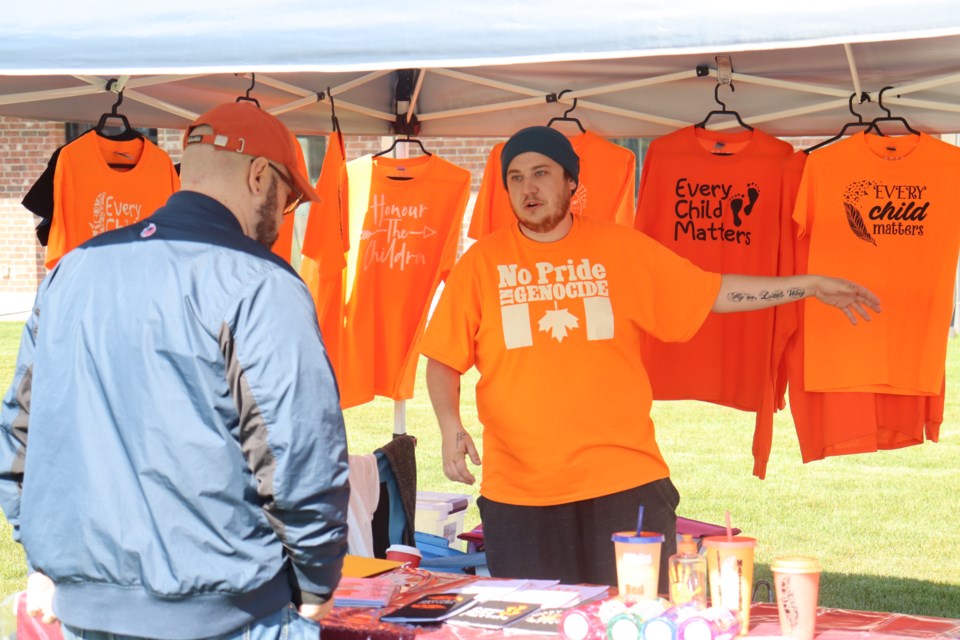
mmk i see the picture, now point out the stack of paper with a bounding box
[333,576,399,608]
[494,584,610,609]
[459,579,558,602]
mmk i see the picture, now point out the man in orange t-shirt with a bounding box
[420,126,880,590]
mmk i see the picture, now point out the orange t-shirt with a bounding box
[299,131,349,380]
[339,153,470,408]
[49,132,180,268]
[794,132,960,395]
[785,147,943,464]
[468,131,636,239]
[634,126,795,416]
[419,216,722,505]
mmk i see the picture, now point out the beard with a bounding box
[515,187,572,235]
[254,177,281,249]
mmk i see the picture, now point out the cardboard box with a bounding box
[415,491,471,550]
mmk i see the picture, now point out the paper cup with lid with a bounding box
[612,531,665,599]
[771,556,822,640]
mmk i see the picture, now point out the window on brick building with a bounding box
[610,137,650,200]
[285,135,326,271]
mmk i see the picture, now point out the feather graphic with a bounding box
[844,202,877,246]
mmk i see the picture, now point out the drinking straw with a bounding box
[725,510,733,541]
[636,505,645,536]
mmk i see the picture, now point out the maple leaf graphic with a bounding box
[538,301,579,342]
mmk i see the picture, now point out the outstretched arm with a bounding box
[426,358,480,485]
[713,274,881,325]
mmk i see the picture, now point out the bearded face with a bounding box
[515,182,572,235]
[254,176,281,249]
[506,152,576,238]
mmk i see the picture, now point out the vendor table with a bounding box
[15,569,960,640]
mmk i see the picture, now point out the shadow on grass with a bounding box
[753,563,960,620]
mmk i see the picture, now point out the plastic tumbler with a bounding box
[770,556,822,640]
[701,536,756,635]
[385,544,422,568]
[612,531,665,599]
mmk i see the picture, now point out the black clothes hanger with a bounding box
[695,82,754,132]
[805,93,875,153]
[546,91,586,133]
[94,81,141,143]
[373,135,432,180]
[869,86,920,136]
[235,73,261,107]
[327,86,341,134]
[373,136,432,158]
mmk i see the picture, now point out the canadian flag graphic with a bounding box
[501,297,613,349]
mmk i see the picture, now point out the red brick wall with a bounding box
[0,117,62,295]
[344,136,384,162]
[157,129,184,164]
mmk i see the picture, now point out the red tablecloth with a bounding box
[16,570,960,640]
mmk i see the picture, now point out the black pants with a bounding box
[478,478,680,594]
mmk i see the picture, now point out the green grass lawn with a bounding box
[0,321,957,618]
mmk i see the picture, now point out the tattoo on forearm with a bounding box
[456,431,467,444]
[727,288,806,303]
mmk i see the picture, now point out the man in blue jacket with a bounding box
[0,102,349,639]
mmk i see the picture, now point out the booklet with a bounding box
[458,578,559,602]
[506,584,610,608]
[503,589,579,609]
[505,607,566,635]
[446,600,542,629]
[333,576,399,608]
[379,592,477,624]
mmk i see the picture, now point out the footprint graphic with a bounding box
[744,182,760,216]
[730,193,744,227]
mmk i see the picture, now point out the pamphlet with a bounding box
[459,579,559,602]
[506,584,610,608]
[379,592,477,624]
[446,600,542,629]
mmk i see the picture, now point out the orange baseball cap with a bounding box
[184,101,319,203]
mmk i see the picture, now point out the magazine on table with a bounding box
[445,600,542,629]
[379,592,478,624]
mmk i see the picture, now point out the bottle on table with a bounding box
[668,534,707,609]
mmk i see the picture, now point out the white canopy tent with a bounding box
[3,1,960,137]
[6,1,960,430]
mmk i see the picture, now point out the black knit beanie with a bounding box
[500,126,580,190]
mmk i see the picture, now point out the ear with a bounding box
[567,176,578,195]
[247,156,272,197]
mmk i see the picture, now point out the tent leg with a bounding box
[394,400,406,436]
